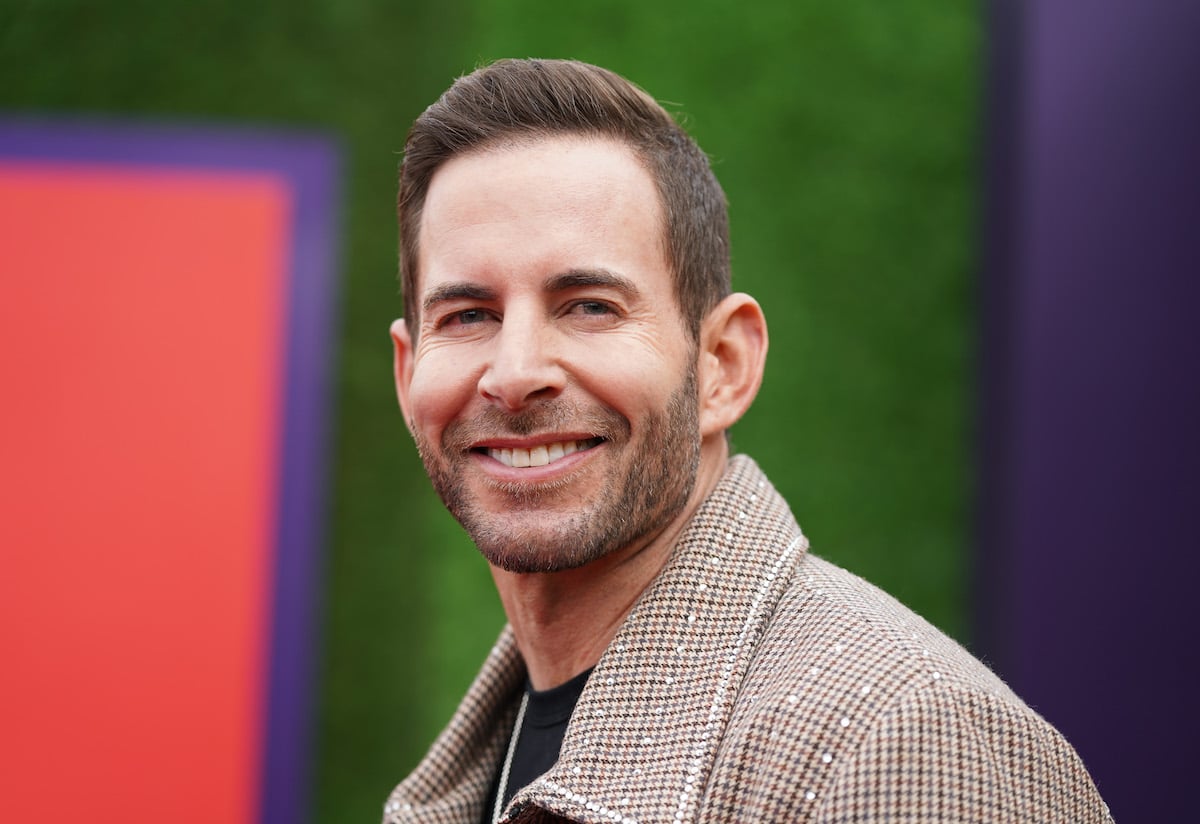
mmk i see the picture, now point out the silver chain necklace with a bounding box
[492,691,530,824]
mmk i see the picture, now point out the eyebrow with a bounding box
[420,268,641,314]
[422,282,498,314]
[545,268,640,298]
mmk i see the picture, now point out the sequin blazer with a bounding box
[385,455,1110,823]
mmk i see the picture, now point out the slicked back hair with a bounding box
[398,58,731,340]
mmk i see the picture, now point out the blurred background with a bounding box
[1,1,1195,822]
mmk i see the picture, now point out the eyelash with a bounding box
[568,300,614,316]
[431,308,493,330]
[452,308,490,325]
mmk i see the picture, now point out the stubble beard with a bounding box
[414,367,701,573]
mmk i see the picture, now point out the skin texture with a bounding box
[392,136,768,688]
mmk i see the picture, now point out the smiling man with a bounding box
[384,60,1108,824]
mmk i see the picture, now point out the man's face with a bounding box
[393,136,702,573]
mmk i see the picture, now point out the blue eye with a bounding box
[455,309,488,325]
[573,301,612,315]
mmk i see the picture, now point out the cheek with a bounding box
[573,347,689,415]
[407,355,478,432]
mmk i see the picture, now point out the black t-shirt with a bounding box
[481,667,593,824]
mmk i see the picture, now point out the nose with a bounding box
[477,319,565,411]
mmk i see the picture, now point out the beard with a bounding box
[413,366,701,573]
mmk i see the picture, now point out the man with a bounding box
[385,59,1108,824]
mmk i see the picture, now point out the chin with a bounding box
[472,525,617,574]
[480,548,596,575]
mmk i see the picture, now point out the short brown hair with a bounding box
[398,58,731,339]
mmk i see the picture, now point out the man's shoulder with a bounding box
[726,550,1022,740]
[686,455,1044,733]
[706,553,1111,822]
[753,551,1015,701]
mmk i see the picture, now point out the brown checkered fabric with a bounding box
[384,456,1110,823]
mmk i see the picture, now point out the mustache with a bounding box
[442,401,630,450]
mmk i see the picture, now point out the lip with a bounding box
[469,435,605,481]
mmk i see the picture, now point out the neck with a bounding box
[492,440,728,690]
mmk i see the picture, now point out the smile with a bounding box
[485,438,603,468]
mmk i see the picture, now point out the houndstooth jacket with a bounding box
[384,455,1111,823]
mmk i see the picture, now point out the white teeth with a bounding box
[489,440,588,468]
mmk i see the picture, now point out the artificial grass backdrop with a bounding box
[1,1,976,819]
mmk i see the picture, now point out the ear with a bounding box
[696,293,768,438]
[390,318,416,435]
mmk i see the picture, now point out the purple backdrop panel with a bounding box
[0,119,341,824]
[979,3,1200,821]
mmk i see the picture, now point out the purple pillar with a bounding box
[979,3,1200,820]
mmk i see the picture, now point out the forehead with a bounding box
[415,135,669,294]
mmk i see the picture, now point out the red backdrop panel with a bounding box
[0,163,288,822]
